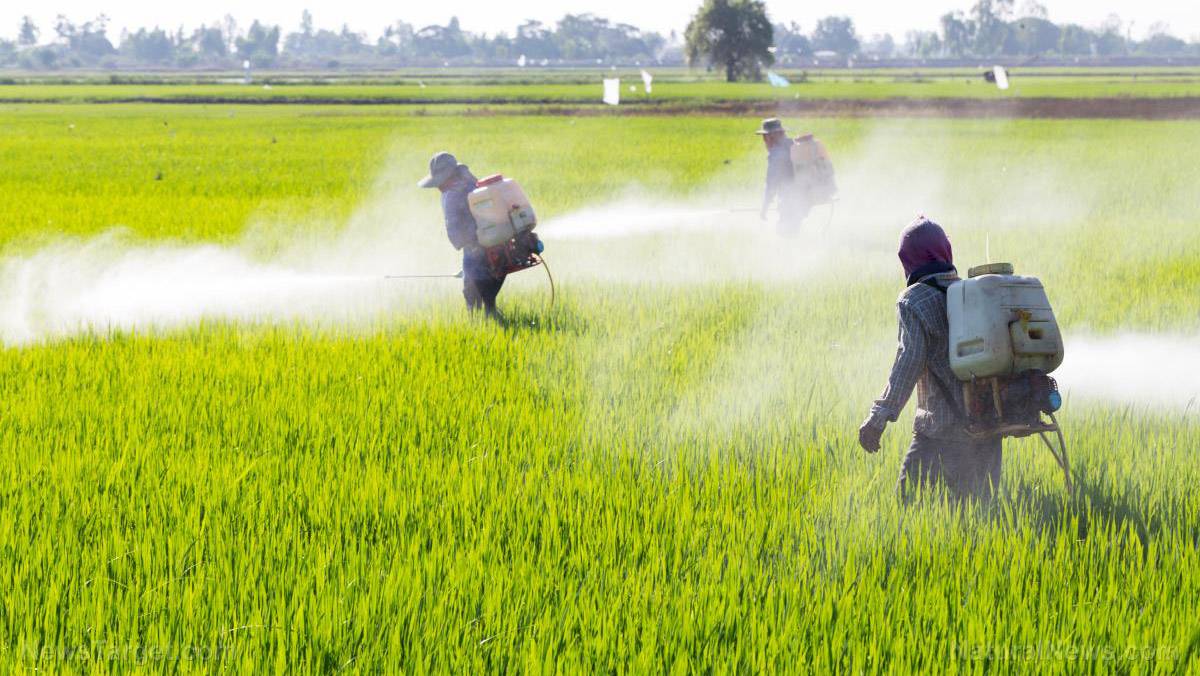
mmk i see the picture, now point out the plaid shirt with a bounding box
[869,272,970,441]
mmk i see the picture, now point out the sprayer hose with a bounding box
[1038,412,1073,493]
[536,254,555,309]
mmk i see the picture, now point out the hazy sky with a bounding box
[2,0,1196,44]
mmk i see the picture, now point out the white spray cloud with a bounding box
[1056,334,1200,411]
[546,203,734,241]
[0,232,411,344]
[0,160,464,346]
[539,198,882,284]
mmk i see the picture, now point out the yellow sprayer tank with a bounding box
[789,134,837,204]
[468,174,537,248]
[946,263,1064,381]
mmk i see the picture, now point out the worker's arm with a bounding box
[443,191,479,252]
[859,300,926,452]
[761,180,777,218]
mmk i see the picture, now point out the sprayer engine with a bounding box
[963,370,1061,438]
[485,227,544,277]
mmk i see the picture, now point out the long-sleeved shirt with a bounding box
[439,167,494,281]
[869,271,970,441]
[762,140,799,214]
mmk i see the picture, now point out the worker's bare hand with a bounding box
[858,418,884,453]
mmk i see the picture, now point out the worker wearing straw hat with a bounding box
[756,118,807,235]
[419,151,505,321]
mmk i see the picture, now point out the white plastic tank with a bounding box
[946,263,1064,381]
[468,174,537,247]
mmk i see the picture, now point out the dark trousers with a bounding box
[897,434,1003,502]
[777,202,811,236]
[463,276,505,317]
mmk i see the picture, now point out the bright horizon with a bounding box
[1,0,1197,45]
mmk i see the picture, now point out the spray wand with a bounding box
[383,271,463,279]
[383,258,556,309]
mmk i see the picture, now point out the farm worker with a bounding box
[857,217,1003,501]
[418,151,505,321]
[756,118,808,235]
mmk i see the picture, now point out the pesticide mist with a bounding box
[0,234,396,344]
[1057,334,1200,411]
[0,165,462,345]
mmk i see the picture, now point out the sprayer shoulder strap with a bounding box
[926,366,969,424]
[920,278,947,294]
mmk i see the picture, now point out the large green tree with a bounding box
[684,0,773,83]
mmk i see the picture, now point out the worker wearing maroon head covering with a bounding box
[898,218,956,286]
[859,217,1003,501]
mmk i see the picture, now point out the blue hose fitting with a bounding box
[1047,391,1062,412]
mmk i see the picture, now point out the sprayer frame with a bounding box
[963,377,1073,492]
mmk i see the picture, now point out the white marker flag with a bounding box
[641,69,653,94]
[602,78,621,105]
[993,66,1010,90]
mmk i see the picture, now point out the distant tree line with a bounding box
[0,11,671,69]
[772,0,1197,62]
[899,0,1194,60]
[1,2,1197,71]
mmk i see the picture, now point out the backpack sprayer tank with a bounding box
[947,263,1065,439]
[789,134,838,206]
[468,174,544,277]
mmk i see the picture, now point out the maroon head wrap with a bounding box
[898,217,954,283]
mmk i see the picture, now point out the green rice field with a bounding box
[0,79,1198,674]
[4,66,1200,104]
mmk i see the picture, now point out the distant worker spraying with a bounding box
[756,118,837,236]
[418,152,505,320]
[857,218,1004,501]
